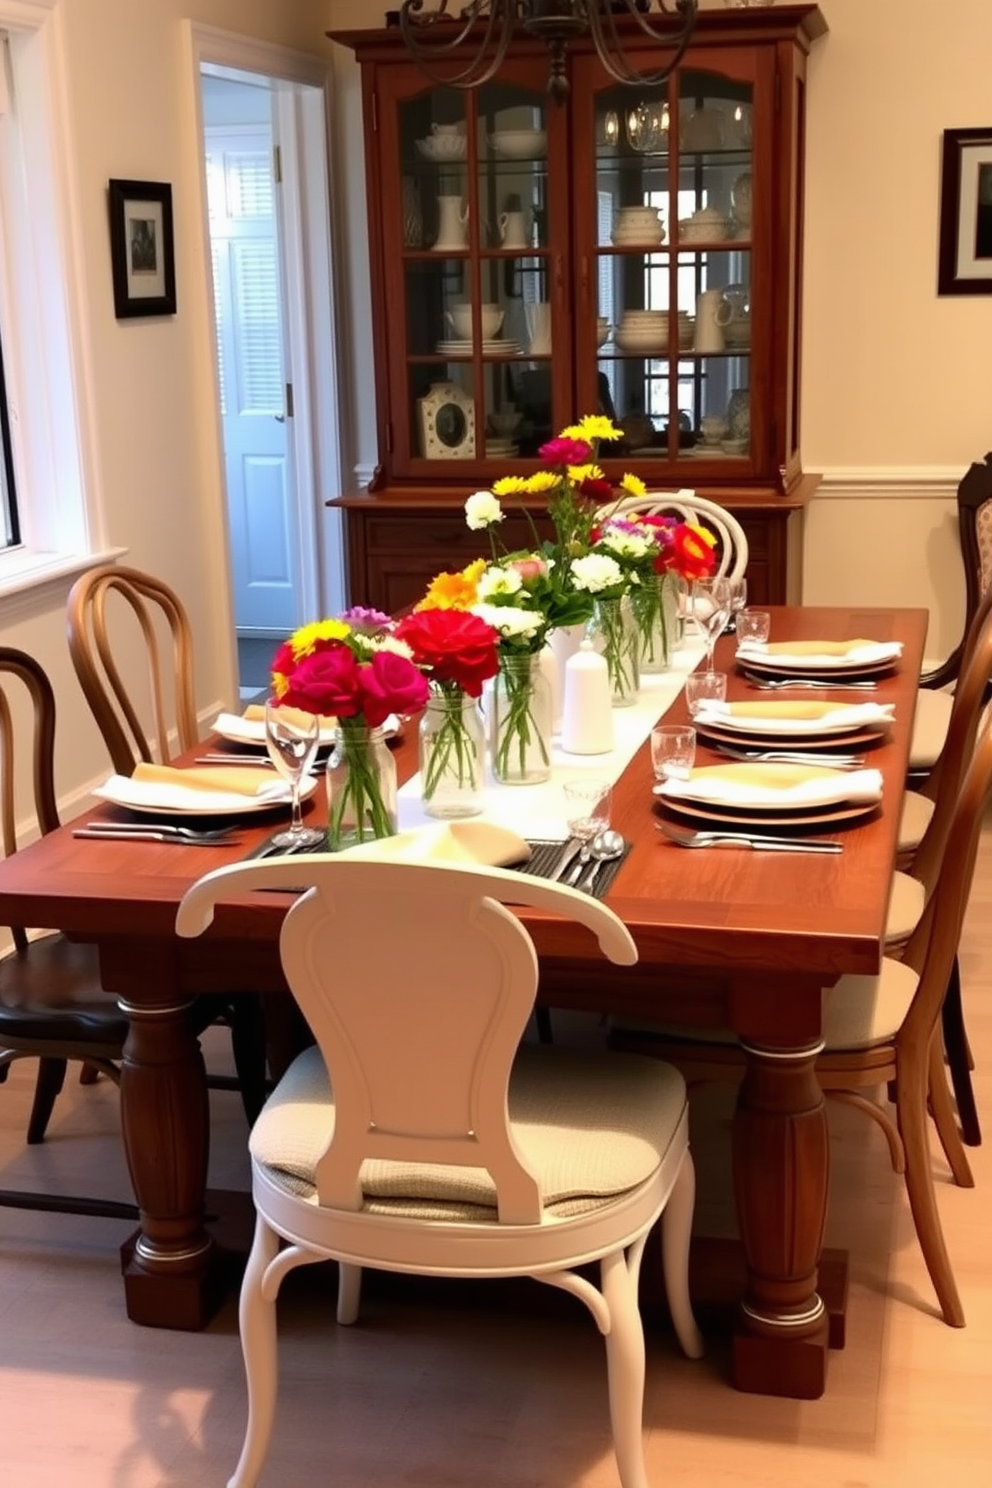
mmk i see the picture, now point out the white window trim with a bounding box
[0,0,108,605]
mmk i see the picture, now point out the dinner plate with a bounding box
[94,772,319,818]
[213,711,339,748]
[654,761,884,810]
[695,721,890,754]
[654,796,879,833]
[692,700,895,738]
[740,658,898,683]
[737,639,902,674]
[436,339,519,355]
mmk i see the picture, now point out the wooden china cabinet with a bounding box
[329,5,827,613]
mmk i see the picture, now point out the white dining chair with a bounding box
[177,856,704,1488]
[599,489,749,583]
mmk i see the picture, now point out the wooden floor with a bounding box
[1,823,990,1487]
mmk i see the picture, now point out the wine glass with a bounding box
[692,577,733,674]
[264,701,325,849]
[726,576,748,632]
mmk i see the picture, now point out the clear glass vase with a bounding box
[632,572,683,675]
[325,722,398,851]
[591,596,639,706]
[418,685,486,818]
[491,653,553,786]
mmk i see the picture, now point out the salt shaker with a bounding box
[561,641,614,755]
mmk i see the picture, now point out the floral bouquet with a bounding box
[394,605,499,811]
[621,513,718,673]
[271,607,429,847]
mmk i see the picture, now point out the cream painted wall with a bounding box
[1,0,335,802]
[326,0,992,663]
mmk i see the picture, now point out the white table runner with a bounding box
[398,639,706,841]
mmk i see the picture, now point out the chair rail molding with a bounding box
[815,467,964,498]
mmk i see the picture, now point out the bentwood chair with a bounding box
[611,716,992,1330]
[177,856,704,1488]
[599,490,749,583]
[65,563,268,1124]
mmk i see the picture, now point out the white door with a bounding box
[205,125,299,635]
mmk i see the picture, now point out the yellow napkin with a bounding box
[132,761,279,798]
[342,821,531,867]
[764,639,879,657]
[690,762,840,790]
[726,700,847,720]
[242,703,337,730]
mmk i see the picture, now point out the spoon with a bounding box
[577,829,626,892]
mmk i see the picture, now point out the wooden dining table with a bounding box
[0,605,927,1398]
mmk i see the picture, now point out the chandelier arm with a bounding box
[399,1,513,90]
[586,0,697,88]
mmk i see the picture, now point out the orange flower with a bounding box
[416,558,486,611]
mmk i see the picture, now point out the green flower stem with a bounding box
[422,687,480,801]
[596,598,638,699]
[327,721,395,849]
[494,654,550,783]
[632,574,671,668]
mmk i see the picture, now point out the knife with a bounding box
[546,837,582,882]
[73,828,233,846]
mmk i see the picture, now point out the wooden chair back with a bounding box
[924,451,992,689]
[66,564,198,774]
[0,648,60,951]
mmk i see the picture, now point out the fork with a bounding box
[80,820,239,843]
[745,675,878,691]
[713,745,867,768]
[655,821,842,853]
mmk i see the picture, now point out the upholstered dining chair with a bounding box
[611,715,992,1330]
[65,563,268,1124]
[599,490,750,583]
[177,856,704,1488]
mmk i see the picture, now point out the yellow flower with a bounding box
[492,475,530,496]
[416,558,486,611]
[518,471,560,494]
[289,618,350,658]
[620,473,647,497]
[690,523,718,549]
[566,463,604,484]
[560,414,624,444]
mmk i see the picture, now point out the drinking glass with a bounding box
[563,779,612,843]
[736,608,772,647]
[692,577,733,673]
[650,725,696,783]
[685,670,728,718]
[726,576,748,631]
[264,701,325,848]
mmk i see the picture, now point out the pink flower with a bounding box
[357,649,430,728]
[539,436,591,467]
[508,554,548,583]
[282,643,363,717]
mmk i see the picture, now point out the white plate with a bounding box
[737,640,903,671]
[692,701,896,737]
[94,771,320,817]
[415,137,467,162]
[437,339,519,355]
[654,762,884,810]
[213,711,339,748]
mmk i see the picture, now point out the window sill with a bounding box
[0,547,126,621]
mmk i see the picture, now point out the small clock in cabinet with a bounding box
[417,380,476,459]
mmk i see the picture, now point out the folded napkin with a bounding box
[133,762,285,798]
[341,820,531,867]
[655,760,884,808]
[694,699,896,735]
[737,638,902,669]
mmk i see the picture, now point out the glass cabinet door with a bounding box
[385,66,568,472]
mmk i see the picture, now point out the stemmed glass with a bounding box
[726,576,748,632]
[264,701,325,849]
[692,577,733,674]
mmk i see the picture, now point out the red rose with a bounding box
[281,643,362,717]
[395,609,499,697]
[576,475,612,501]
[357,649,430,727]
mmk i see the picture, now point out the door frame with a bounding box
[185,23,347,646]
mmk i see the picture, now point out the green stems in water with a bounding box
[326,721,396,850]
[493,653,551,785]
[421,686,481,801]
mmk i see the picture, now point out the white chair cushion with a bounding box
[885,870,926,945]
[897,790,935,854]
[909,689,953,771]
[611,957,919,1057]
[251,1043,687,1220]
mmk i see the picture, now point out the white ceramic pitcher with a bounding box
[499,209,530,249]
[434,195,469,251]
[525,300,552,355]
[694,287,731,353]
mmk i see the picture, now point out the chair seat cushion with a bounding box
[885,870,926,946]
[0,935,128,1049]
[250,1043,687,1220]
[897,790,935,855]
[909,688,953,771]
[612,956,920,1057]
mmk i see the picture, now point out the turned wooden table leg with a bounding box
[116,992,219,1329]
[731,1037,831,1398]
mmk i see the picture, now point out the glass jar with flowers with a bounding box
[627,516,718,674]
[270,607,429,851]
[394,604,499,818]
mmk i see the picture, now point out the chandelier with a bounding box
[398,2,699,104]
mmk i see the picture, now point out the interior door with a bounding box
[205,124,299,635]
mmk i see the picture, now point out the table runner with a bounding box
[397,638,706,841]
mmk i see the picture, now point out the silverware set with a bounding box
[655,821,842,854]
[745,674,878,691]
[713,745,866,768]
[74,821,240,845]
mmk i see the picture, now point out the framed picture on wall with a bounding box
[108,179,177,318]
[937,128,992,296]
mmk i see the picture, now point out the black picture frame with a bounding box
[107,179,177,318]
[937,128,992,296]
